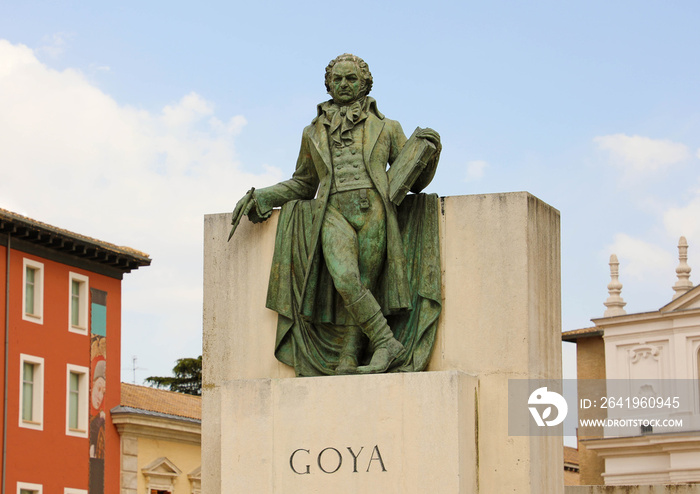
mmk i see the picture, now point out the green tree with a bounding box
[145,355,202,395]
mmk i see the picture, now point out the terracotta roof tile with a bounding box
[562,327,602,341]
[564,446,579,466]
[120,383,201,421]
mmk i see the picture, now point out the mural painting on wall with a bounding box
[90,289,107,494]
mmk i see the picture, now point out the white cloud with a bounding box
[36,32,74,58]
[664,197,700,244]
[0,39,282,380]
[89,63,111,73]
[465,160,488,182]
[606,233,675,281]
[594,134,690,174]
[162,92,214,127]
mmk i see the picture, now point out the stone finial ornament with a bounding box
[672,236,693,300]
[604,254,627,317]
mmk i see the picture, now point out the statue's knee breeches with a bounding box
[322,189,386,300]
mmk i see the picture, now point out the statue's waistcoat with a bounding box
[330,126,373,194]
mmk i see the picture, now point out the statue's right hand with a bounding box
[231,189,255,224]
[228,188,257,241]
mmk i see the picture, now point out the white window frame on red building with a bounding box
[68,272,89,334]
[19,354,44,431]
[22,258,44,324]
[65,363,89,438]
[17,481,43,494]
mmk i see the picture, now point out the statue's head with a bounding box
[325,54,373,105]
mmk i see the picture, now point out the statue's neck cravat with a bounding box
[321,97,369,147]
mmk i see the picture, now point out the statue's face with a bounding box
[329,61,362,105]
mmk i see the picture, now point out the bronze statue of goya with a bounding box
[231,54,442,377]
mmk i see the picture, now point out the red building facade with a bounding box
[0,209,150,494]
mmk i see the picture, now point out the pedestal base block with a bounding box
[217,371,477,494]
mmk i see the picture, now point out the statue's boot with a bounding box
[335,326,364,375]
[344,289,404,374]
[356,310,404,374]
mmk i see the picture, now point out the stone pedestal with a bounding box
[203,192,563,493]
[217,371,476,493]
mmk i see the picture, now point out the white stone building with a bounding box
[564,237,700,485]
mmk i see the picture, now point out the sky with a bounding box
[2,1,700,389]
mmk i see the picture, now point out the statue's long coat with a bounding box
[254,104,415,318]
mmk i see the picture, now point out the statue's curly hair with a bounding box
[324,54,373,97]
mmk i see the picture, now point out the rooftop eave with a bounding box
[110,406,201,445]
[660,284,700,313]
[591,310,662,327]
[0,209,150,274]
[583,431,700,456]
[590,305,700,331]
[562,327,603,342]
[110,405,201,425]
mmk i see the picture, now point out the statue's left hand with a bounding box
[409,128,442,194]
[417,128,442,153]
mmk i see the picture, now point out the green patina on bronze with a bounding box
[230,54,442,377]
